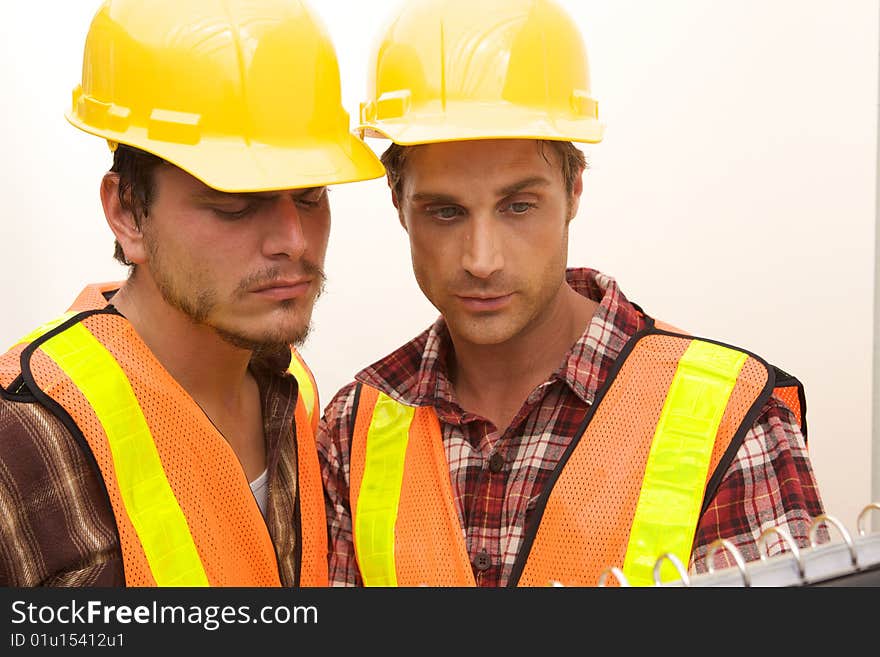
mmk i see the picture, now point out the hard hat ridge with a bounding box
[357,0,604,145]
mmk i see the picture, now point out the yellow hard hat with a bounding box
[357,0,604,145]
[67,0,385,192]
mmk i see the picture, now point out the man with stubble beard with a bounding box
[0,0,384,587]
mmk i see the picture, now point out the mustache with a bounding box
[236,261,327,295]
[449,273,512,297]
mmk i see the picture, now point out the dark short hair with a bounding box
[381,139,587,204]
[108,144,165,266]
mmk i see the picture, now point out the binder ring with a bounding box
[856,502,880,537]
[758,525,804,579]
[597,566,630,587]
[652,552,690,586]
[706,538,751,587]
[809,513,858,568]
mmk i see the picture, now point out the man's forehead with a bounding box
[403,140,562,197]
[409,176,552,202]
[409,139,559,172]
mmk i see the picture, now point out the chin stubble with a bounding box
[148,235,327,351]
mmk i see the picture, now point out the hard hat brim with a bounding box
[67,112,386,192]
[357,106,605,147]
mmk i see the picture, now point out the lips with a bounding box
[251,279,312,300]
[456,292,513,312]
[252,278,310,291]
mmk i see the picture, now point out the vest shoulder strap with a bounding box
[2,281,121,393]
[515,328,774,587]
[288,348,319,432]
[769,365,807,442]
[350,383,474,586]
[655,315,807,440]
[623,332,767,584]
[22,310,282,586]
[1,310,98,395]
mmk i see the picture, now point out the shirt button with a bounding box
[488,452,505,473]
[474,549,492,572]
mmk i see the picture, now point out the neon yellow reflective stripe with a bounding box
[287,351,315,423]
[9,311,78,349]
[39,323,209,586]
[623,339,748,586]
[354,392,414,586]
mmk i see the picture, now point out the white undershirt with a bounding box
[249,468,269,518]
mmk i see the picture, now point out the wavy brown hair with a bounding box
[108,144,165,266]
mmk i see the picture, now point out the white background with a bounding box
[0,1,877,536]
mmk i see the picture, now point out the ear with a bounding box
[389,177,407,231]
[100,173,147,265]
[567,167,585,222]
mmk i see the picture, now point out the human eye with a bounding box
[211,204,256,220]
[503,201,537,215]
[427,205,463,221]
[295,187,328,210]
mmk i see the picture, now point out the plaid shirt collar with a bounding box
[355,267,646,415]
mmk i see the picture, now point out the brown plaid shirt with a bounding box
[318,268,825,586]
[0,331,304,587]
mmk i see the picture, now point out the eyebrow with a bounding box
[410,191,459,204]
[498,176,551,196]
[409,177,551,204]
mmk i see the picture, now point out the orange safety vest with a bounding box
[0,283,327,587]
[348,324,806,587]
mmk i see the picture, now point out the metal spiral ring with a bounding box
[652,552,690,586]
[856,502,880,537]
[809,513,858,568]
[597,566,630,587]
[758,525,804,580]
[706,537,751,587]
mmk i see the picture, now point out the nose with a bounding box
[262,197,307,260]
[461,214,503,279]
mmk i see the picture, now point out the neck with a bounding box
[109,274,253,409]
[109,272,267,482]
[449,283,597,431]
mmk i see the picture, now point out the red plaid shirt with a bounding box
[317,268,825,586]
